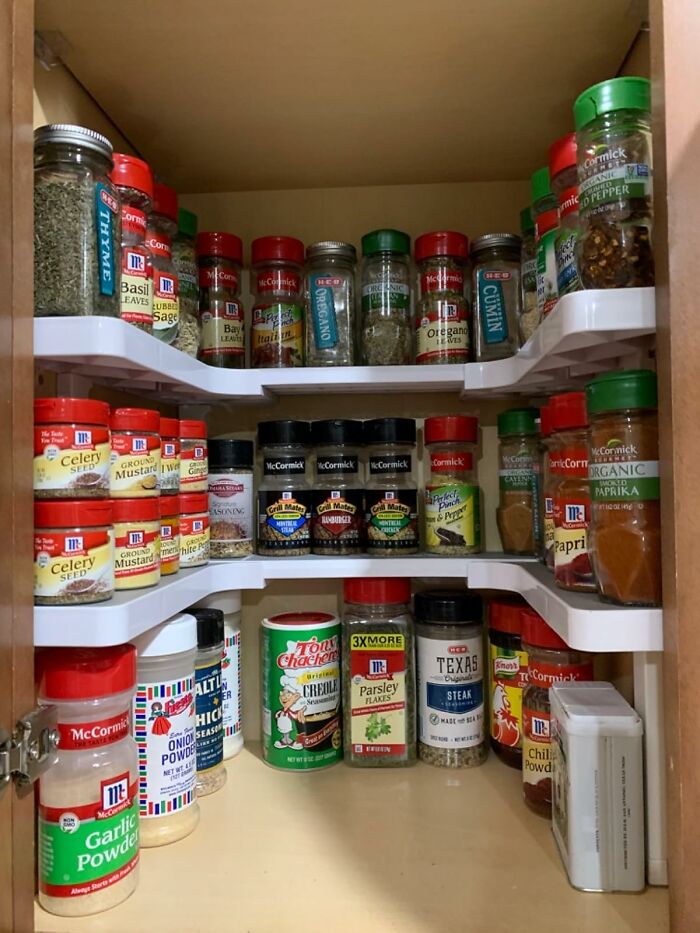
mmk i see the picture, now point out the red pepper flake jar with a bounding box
[34,397,111,499]
[159,417,180,495]
[159,495,180,576]
[179,419,208,493]
[110,407,161,497]
[414,231,471,364]
[179,492,210,567]
[251,235,305,368]
[197,231,245,369]
[521,608,593,817]
[488,597,529,769]
[110,153,154,332]
[113,498,161,591]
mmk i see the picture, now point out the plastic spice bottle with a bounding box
[179,419,208,494]
[257,420,312,556]
[113,498,161,591]
[251,236,305,368]
[36,645,139,916]
[364,418,418,555]
[496,408,541,556]
[414,231,471,364]
[586,369,661,606]
[110,407,161,498]
[179,493,210,568]
[531,167,560,319]
[549,133,582,297]
[415,590,487,768]
[189,607,227,795]
[551,392,595,592]
[519,207,539,343]
[574,77,654,288]
[311,419,365,555]
[488,597,528,769]
[208,438,255,558]
[540,402,557,570]
[34,397,111,499]
[342,577,416,767]
[172,208,200,357]
[305,241,356,366]
[197,231,245,369]
[147,183,179,344]
[424,415,481,555]
[159,495,180,576]
[471,233,522,362]
[521,608,593,817]
[159,417,180,495]
[133,614,200,846]
[360,229,413,365]
[110,153,154,332]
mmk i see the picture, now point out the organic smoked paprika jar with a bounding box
[488,597,529,769]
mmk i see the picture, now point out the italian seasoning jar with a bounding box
[550,132,582,297]
[305,241,356,366]
[497,408,541,556]
[197,231,245,368]
[414,231,470,364]
[415,590,487,769]
[251,236,305,368]
[159,495,180,576]
[147,183,179,344]
[34,397,111,499]
[159,417,180,495]
[173,208,200,357]
[190,608,227,796]
[471,233,521,362]
[179,419,208,494]
[110,153,153,332]
[34,124,120,319]
[531,167,560,319]
[424,415,481,555]
[257,420,312,556]
[208,438,254,558]
[361,229,412,365]
[110,407,161,498]
[311,419,365,555]
[519,207,539,343]
[365,418,418,555]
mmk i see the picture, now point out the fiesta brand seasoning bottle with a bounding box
[172,208,200,357]
[496,408,541,556]
[305,241,357,366]
[208,438,255,559]
[110,153,154,332]
[262,611,341,771]
[424,415,481,555]
[251,235,305,368]
[110,407,161,498]
[519,207,539,343]
[365,418,418,555]
[159,495,180,576]
[179,493,210,568]
[531,166,560,319]
[197,231,245,369]
[147,183,179,345]
[34,397,111,499]
[179,419,208,493]
[112,498,161,591]
[36,645,139,916]
[488,597,528,769]
[360,229,413,366]
[189,608,227,795]
[311,419,365,555]
[414,231,470,364]
[471,233,522,362]
[159,417,180,495]
[257,420,312,556]
[549,133,582,297]
[540,402,558,570]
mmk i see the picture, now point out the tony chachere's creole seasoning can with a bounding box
[257,420,312,556]
[34,398,112,499]
[109,408,161,498]
[179,420,208,493]
[251,236,305,368]
[364,418,418,554]
[262,612,342,770]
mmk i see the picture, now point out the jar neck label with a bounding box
[256,269,301,294]
[146,231,172,259]
[429,451,473,473]
[317,455,358,475]
[477,271,509,345]
[369,455,411,474]
[122,206,147,237]
[95,183,118,298]
[550,447,588,478]
[528,660,594,688]
[309,274,340,350]
[420,267,464,294]
[199,266,239,290]
[264,456,306,475]
[57,710,130,750]
[558,186,579,218]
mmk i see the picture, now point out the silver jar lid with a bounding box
[471,233,522,255]
[34,124,113,160]
[306,240,357,262]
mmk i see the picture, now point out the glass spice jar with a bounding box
[34,124,121,319]
[311,419,365,555]
[360,229,413,365]
[34,397,111,499]
[172,208,200,357]
[147,183,180,345]
[159,495,180,576]
[519,207,539,343]
[496,408,541,556]
[190,608,227,796]
[549,133,582,297]
[488,597,528,769]
[159,416,180,495]
[540,403,558,570]
[471,233,522,362]
[305,241,356,366]
[179,419,208,494]
[179,493,210,568]
[531,167,560,320]
[414,231,471,364]
[364,418,419,555]
[197,231,245,369]
[110,407,161,498]
[586,369,661,606]
[575,77,654,289]
[112,497,161,591]
[110,153,154,332]
[208,438,255,559]
[257,420,312,556]
[251,236,305,368]
[424,415,481,555]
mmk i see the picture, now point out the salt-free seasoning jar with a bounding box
[531,167,560,319]
[257,420,312,556]
[488,597,528,769]
[415,590,487,769]
[311,419,365,555]
[37,645,139,917]
[179,419,208,493]
[496,408,540,556]
[34,397,111,499]
[190,608,227,795]
[112,498,161,591]
[361,229,413,365]
[147,183,180,344]
[365,417,418,555]
[305,241,356,366]
[414,231,470,364]
[197,231,245,368]
[172,208,200,357]
[179,493,210,568]
[110,153,154,332]
[549,133,582,297]
[110,407,161,497]
[159,495,180,576]
[471,233,521,362]
[208,438,254,558]
[251,236,305,367]
[159,417,180,495]
[424,415,481,555]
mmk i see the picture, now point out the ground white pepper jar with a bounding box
[189,607,227,795]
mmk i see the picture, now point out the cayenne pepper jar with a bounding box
[179,419,208,494]
[197,231,245,369]
[549,133,582,297]
[110,153,154,332]
[159,417,180,495]
[414,231,470,364]
[488,597,528,769]
[251,236,305,367]
[147,183,179,345]
[34,397,111,499]
[496,408,541,556]
[531,167,560,319]
[365,418,419,555]
[424,415,481,555]
[311,419,365,555]
[110,407,161,498]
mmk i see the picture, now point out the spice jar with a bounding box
[415,590,487,769]
[305,241,356,366]
[414,231,470,364]
[551,392,595,592]
[575,77,654,288]
[471,233,521,362]
[540,403,557,570]
[110,407,161,497]
[34,499,114,605]
[360,229,413,365]
[365,418,418,555]
[519,208,539,343]
[531,167,560,319]
[251,236,305,367]
[36,645,139,917]
[159,416,180,495]
[208,438,254,558]
[521,609,593,817]
[586,369,661,606]
[257,420,312,556]
[34,124,120,319]
[160,495,180,576]
[110,153,154,332]
[189,607,227,795]
[179,419,208,493]
[133,614,199,846]
[549,133,582,297]
[342,578,416,767]
[113,498,161,591]
[488,597,528,769]
[496,408,541,556]
[147,183,179,344]
[172,208,200,357]
[311,419,364,555]
[197,231,245,369]
[424,415,481,555]
[34,397,111,499]
[179,493,210,568]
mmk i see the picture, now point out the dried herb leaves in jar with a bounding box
[173,208,200,357]
[361,229,413,365]
[197,231,245,368]
[414,231,471,364]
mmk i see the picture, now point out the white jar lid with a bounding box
[133,613,197,657]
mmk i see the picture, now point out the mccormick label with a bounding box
[34,527,114,601]
[160,438,180,493]
[200,266,239,290]
[417,634,484,749]
[553,447,593,589]
[122,206,147,237]
[222,628,241,745]
[257,489,312,552]
[349,632,408,759]
[95,183,118,297]
[256,270,302,294]
[195,659,223,772]
[311,488,364,552]
[369,455,411,475]
[419,267,464,295]
[536,229,559,318]
[57,712,130,751]
[113,520,160,589]
[119,246,153,326]
[489,642,528,750]
[365,489,418,552]
[179,513,210,567]
[477,270,510,345]
[180,441,208,492]
[200,301,245,360]
[152,269,179,334]
[415,300,470,363]
[159,517,180,575]
[208,472,254,547]
[34,424,111,496]
[110,432,161,497]
[251,303,304,367]
[309,274,340,350]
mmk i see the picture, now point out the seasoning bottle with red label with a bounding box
[110,153,154,333]
[251,236,305,368]
[539,402,557,569]
[424,415,481,554]
[147,183,180,345]
[550,132,582,297]
[197,231,245,369]
[414,231,471,364]
[311,419,364,555]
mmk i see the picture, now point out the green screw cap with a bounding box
[361,229,410,257]
[530,167,552,206]
[520,207,534,237]
[178,207,198,237]
[498,408,539,437]
[585,369,658,414]
[574,76,651,131]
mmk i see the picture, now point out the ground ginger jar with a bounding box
[179,419,208,494]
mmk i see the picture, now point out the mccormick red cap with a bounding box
[535,207,559,239]
[37,645,136,701]
[197,231,243,262]
[34,499,113,528]
[251,236,304,266]
[489,597,527,635]
[110,153,154,200]
[179,492,209,514]
[111,407,161,434]
[152,182,178,222]
[160,417,180,437]
[414,231,469,262]
[550,391,588,431]
[112,498,160,523]
[540,403,553,437]
[179,419,207,439]
[344,578,411,605]
[34,397,110,426]
[424,415,478,445]
[160,495,179,517]
[549,132,578,179]
[521,607,569,650]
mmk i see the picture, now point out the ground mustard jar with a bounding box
[34,397,111,499]
[179,419,208,493]
[159,495,180,576]
[113,498,161,591]
[110,408,161,497]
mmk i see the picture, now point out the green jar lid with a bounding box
[520,207,534,237]
[361,228,410,257]
[497,407,539,437]
[586,369,657,414]
[574,76,651,131]
[178,207,198,237]
[530,167,551,205]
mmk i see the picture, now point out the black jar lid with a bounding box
[209,438,254,469]
[311,419,364,447]
[364,417,416,446]
[414,589,483,624]
[258,420,311,447]
[188,607,224,648]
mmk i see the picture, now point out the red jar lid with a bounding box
[489,597,527,635]
[535,207,559,239]
[34,397,110,426]
[110,153,154,200]
[521,607,569,650]
[160,417,180,437]
[415,231,469,262]
[180,492,209,514]
[251,236,304,266]
[34,499,113,528]
[424,415,478,445]
[179,419,207,439]
[112,498,160,523]
[37,644,136,701]
[539,403,553,438]
[152,182,178,222]
[267,611,337,626]
[344,578,411,605]
[160,495,179,517]
[549,132,578,179]
[111,407,161,433]
[197,231,243,262]
[550,391,588,431]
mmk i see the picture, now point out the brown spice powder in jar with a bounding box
[496,408,541,556]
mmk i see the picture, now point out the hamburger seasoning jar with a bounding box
[110,408,161,498]
[262,611,342,771]
[179,419,208,494]
[311,419,365,555]
[34,397,111,499]
[113,498,160,591]
[251,236,305,368]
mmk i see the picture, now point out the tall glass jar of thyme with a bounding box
[34,124,121,318]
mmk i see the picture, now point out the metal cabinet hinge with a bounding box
[0,706,59,798]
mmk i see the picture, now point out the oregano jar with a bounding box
[414,231,470,364]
